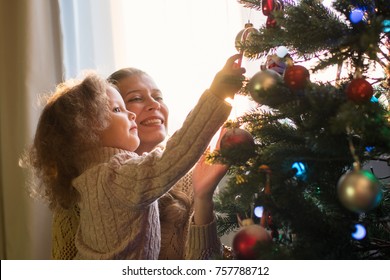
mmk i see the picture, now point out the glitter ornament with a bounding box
[337,170,383,213]
[346,78,374,103]
[283,65,310,91]
[232,219,272,259]
[220,128,256,164]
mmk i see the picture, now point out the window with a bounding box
[59,0,262,133]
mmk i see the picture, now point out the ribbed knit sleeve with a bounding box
[185,217,222,260]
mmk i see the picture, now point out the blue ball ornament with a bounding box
[349,8,364,24]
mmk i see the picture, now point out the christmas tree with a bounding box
[212,0,390,259]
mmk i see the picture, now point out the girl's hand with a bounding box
[209,54,246,100]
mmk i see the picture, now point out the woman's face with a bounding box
[115,74,169,154]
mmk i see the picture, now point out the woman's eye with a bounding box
[127,97,142,103]
[113,107,121,112]
[154,96,163,101]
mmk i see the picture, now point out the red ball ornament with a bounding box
[232,224,272,259]
[266,16,277,28]
[262,0,275,16]
[220,128,256,163]
[346,78,374,102]
[283,65,310,90]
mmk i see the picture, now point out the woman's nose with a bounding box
[146,99,161,111]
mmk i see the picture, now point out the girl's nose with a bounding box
[128,111,136,120]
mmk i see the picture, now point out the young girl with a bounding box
[23,54,244,259]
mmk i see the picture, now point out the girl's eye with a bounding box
[113,107,121,112]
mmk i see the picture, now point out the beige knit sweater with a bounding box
[52,171,221,260]
[62,90,229,259]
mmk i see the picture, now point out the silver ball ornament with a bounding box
[247,70,282,103]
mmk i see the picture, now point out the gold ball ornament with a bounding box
[235,22,259,57]
[337,170,383,213]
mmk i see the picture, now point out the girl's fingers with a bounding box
[224,54,243,69]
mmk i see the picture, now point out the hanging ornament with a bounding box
[283,65,310,91]
[248,70,282,103]
[349,8,365,24]
[266,15,277,28]
[262,0,275,16]
[220,127,256,164]
[264,54,287,75]
[275,46,289,58]
[235,22,260,59]
[232,218,272,259]
[260,46,291,75]
[258,164,272,195]
[337,170,383,213]
[346,78,374,103]
[264,0,284,28]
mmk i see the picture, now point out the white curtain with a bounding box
[0,0,63,259]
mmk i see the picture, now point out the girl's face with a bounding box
[115,74,169,154]
[99,87,140,151]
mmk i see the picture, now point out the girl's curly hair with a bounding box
[21,73,111,210]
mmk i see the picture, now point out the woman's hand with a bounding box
[192,128,228,225]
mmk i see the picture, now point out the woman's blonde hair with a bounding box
[108,68,191,229]
[21,73,111,210]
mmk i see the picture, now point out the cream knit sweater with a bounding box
[70,90,230,259]
[52,171,222,260]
